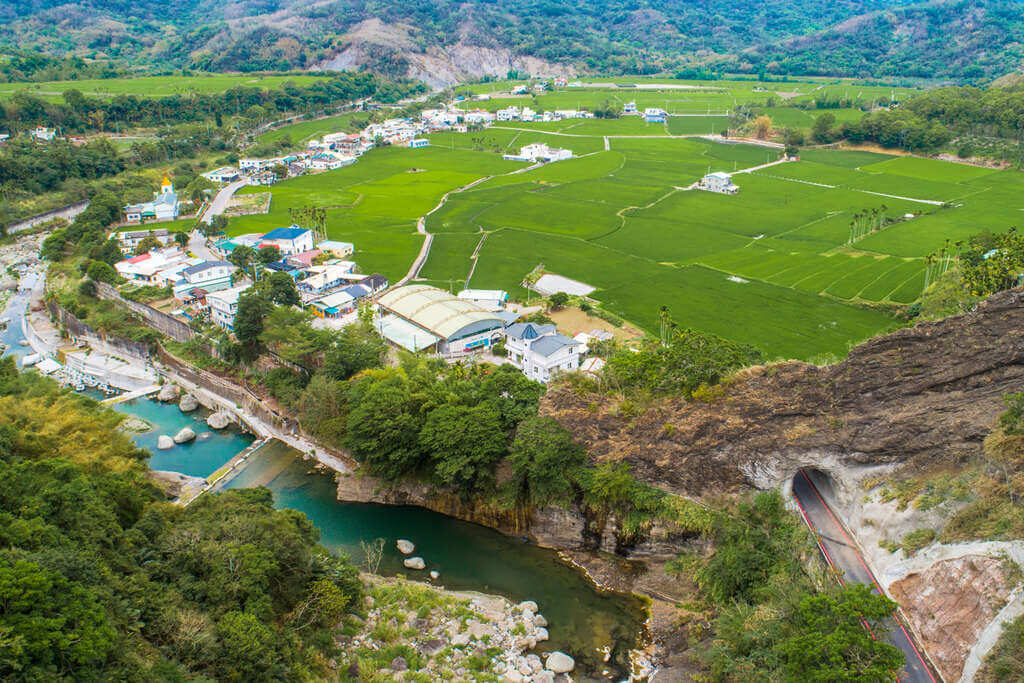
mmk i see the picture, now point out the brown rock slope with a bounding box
[543,289,1024,497]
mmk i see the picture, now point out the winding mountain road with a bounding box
[792,469,937,683]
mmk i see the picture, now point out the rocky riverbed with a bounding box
[337,575,576,681]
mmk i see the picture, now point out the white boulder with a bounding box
[179,394,199,412]
[173,427,196,444]
[207,412,230,429]
[429,570,439,580]
[533,613,548,627]
[518,600,539,613]
[403,556,425,570]
[545,652,575,674]
[397,539,415,554]
[535,627,549,642]
[157,384,178,402]
[157,435,174,450]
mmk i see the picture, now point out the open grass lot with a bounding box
[257,111,371,145]
[0,74,330,100]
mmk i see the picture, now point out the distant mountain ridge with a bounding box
[2,0,1023,84]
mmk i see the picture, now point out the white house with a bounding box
[260,226,314,255]
[701,171,739,195]
[496,107,521,122]
[457,289,508,311]
[308,152,354,171]
[624,101,638,115]
[503,322,581,383]
[644,108,667,123]
[172,260,237,299]
[202,167,240,183]
[114,247,187,284]
[31,126,56,141]
[208,284,252,330]
[519,107,537,121]
[409,138,430,148]
[124,175,180,223]
[503,143,572,163]
[238,158,265,172]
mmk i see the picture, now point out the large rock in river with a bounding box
[179,394,199,412]
[545,652,574,674]
[207,412,231,429]
[397,539,415,555]
[157,435,174,450]
[403,557,425,570]
[173,427,196,444]
[157,384,178,402]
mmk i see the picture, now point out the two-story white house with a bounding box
[701,171,739,195]
[503,322,582,383]
[172,260,237,299]
[208,284,252,330]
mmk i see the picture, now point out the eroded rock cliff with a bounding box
[543,289,1024,499]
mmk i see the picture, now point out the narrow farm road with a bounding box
[792,470,938,683]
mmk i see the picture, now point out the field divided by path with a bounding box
[229,121,1023,361]
[0,74,331,101]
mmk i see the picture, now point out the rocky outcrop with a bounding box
[543,289,1024,498]
[889,555,1016,681]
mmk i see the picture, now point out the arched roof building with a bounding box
[376,285,505,355]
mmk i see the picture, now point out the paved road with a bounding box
[792,469,937,683]
[201,179,247,225]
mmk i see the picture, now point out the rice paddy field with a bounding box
[228,115,1021,361]
[257,111,372,145]
[0,74,331,101]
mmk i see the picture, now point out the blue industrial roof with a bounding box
[341,284,370,299]
[262,226,309,241]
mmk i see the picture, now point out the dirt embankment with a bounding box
[542,288,1024,499]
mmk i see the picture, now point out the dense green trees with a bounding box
[959,229,1024,296]
[677,490,905,681]
[605,326,761,396]
[509,417,588,507]
[0,357,362,679]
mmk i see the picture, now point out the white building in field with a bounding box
[496,107,520,122]
[503,143,572,163]
[503,322,582,383]
[701,171,739,195]
[208,284,252,330]
[31,126,56,141]
[202,167,240,183]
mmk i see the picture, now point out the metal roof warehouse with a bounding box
[375,285,505,355]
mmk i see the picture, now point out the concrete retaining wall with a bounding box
[93,281,194,343]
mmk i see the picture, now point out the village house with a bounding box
[124,175,180,223]
[503,322,582,383]
[317,240,354,258]
[701,171,739,195]
[644,108,668,123]
[297,263,360,299]
[208,284,252,330]
[31,126,56,141]
[259,226,314,255]
[172,260,236,299]
[496,107,521,122]
[356,273,389,294]
[409,138,430,148]
[202,167,240,183]
[114,247,187,284]
[624,101,639,115]
[109,228,175,254]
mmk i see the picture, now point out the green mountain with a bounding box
[2,0,1023,84]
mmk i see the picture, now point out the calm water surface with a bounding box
[224,440,646,679]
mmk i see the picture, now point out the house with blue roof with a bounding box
[260,226,314,255]
[504,322,581,383]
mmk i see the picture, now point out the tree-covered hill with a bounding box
[2,0,1023,83]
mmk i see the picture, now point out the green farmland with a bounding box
[0,74,331,101]
[257,111,372,145]
[230,118,1021,361]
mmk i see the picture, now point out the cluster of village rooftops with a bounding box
[111,220,609,383]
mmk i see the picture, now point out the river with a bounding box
[2,314,646,678]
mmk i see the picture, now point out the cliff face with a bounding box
[543,289,1024,498]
